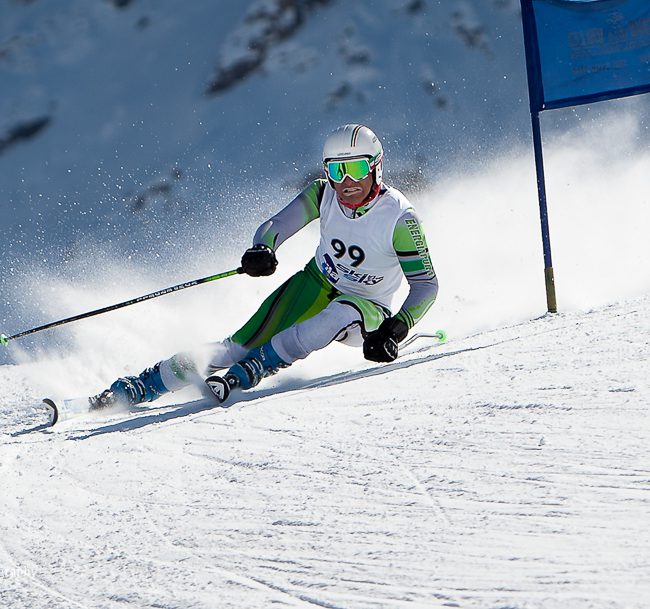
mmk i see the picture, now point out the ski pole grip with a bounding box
[0,334,8,347]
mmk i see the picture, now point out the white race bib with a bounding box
[315,185,412,308]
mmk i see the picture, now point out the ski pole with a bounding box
[0,267,243,347]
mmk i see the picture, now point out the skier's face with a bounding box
[332,173,373,207]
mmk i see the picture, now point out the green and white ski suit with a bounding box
[159,179,438,391]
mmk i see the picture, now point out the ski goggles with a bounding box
[324,157,373,183]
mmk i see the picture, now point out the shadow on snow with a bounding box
[67,341,495,440]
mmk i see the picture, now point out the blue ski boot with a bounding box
[205,342,288,404]
[90,362,169,410]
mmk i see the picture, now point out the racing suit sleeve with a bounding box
[391,209,438,329]
[253,179,326,250]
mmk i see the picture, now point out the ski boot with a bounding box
[205,343,288,404]
[90,362,168,411]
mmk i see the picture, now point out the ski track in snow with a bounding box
[1,296,650,608]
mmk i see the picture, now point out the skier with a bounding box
[92,124,439,407]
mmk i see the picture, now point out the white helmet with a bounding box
[322,124,383,187]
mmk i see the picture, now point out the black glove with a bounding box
[363,317,409,363]
[240,244,277,277]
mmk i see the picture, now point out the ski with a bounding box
[42,398,59,426]
[42,396,94,426]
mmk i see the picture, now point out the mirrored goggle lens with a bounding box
[326,158,371,183]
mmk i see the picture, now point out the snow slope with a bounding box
[0,0,534,361]
[1,0,648,364]
[1,293,649,609]
[3,0,646,318]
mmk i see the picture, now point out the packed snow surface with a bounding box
[1,293,649,609]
